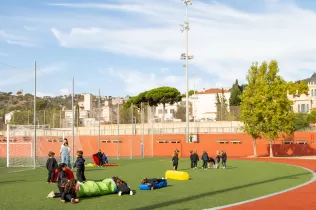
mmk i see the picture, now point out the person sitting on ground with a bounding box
[141,178,166,190]
[116,178,134,196]
[103,153,109,164]
[61,179,79,204]
[48,163,72,199]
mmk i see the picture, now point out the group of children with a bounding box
[46,150,86,184]
[47,148,167,204]
[171,149,227,171]
[46,149,87,203]
[195,150,227,170]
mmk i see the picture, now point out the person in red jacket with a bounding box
[53,163,74,182]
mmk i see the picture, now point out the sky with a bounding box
[1,0,316,97]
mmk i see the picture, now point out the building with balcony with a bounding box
[288,73,316,113]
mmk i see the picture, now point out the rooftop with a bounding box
[197,88,229,95]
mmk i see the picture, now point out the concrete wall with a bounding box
[1,132,315,159]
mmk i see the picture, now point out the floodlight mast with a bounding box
[180,0,193,143]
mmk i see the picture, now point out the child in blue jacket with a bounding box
[202,151,209,170]
[74,150,86,182]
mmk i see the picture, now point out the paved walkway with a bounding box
[220,158,316,210]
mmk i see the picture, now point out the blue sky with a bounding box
[1,0,316,97]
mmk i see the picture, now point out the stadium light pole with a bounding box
[72,77,74,165]
[117,97,120,160]
[180,0,193,143]
[193,72,196,129]
[33,60,37,169]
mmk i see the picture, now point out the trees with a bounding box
[145,87,182,121]
[294,113,310,131]
[229,79,242,106]
[240,62,264,157]
[182,90,196,97]
[309,110,316,124]
[175,106,186,122]
[254,60,294,157]
[215,88,228,121]
[287,81,309,96]
[240,60,295,157]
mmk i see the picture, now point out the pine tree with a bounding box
[215,89,229,121]
[229,79,242,106]
[215,93,221,121]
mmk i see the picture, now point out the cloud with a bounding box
[0,63,66,88]
[60,88,70,95]
[0,30,35,47]
[108,68,213,94]
[34,92,55,97]
[50,0,316,86]
[6,40,35,47]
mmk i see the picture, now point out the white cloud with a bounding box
[6,40,35,47]
[34,92,55,97]
[0,30,35,47]
[60,88,70,95]
[0,63,66,87]
[108,68,212,94]
[50,0,316,86]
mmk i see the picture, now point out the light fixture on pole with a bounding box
[180,0,193,143]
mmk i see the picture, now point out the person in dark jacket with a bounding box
[46,151,58,183]
[74,150,86,182]
[94,150,103,167]
[47,163,69,198]
[189,150,194,168]
[172,152,179,170]
[141,178,166,190]
[208,157,216,168]
[202,151,209,170]
[116,178,134,196]
[61,179,79,203]
[192,150,199,169]
[221,150,227,169]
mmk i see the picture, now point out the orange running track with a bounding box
[220,158,316,210]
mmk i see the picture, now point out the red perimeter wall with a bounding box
[1,132,316,158]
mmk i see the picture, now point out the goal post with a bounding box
[6,124,49,167]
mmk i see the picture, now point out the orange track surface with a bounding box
[223,158,316,210]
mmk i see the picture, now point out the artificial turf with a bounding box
[0,158,312,210]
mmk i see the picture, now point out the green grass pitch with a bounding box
[0,158,312,210]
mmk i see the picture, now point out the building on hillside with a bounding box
[288,73,316,113]
[102,96,129,123]
[5,111,14,124]
[191,88,231,121]
[154,103,179,121]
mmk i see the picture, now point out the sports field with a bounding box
[0,158,312,210]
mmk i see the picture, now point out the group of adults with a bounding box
[60,138,72,168]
